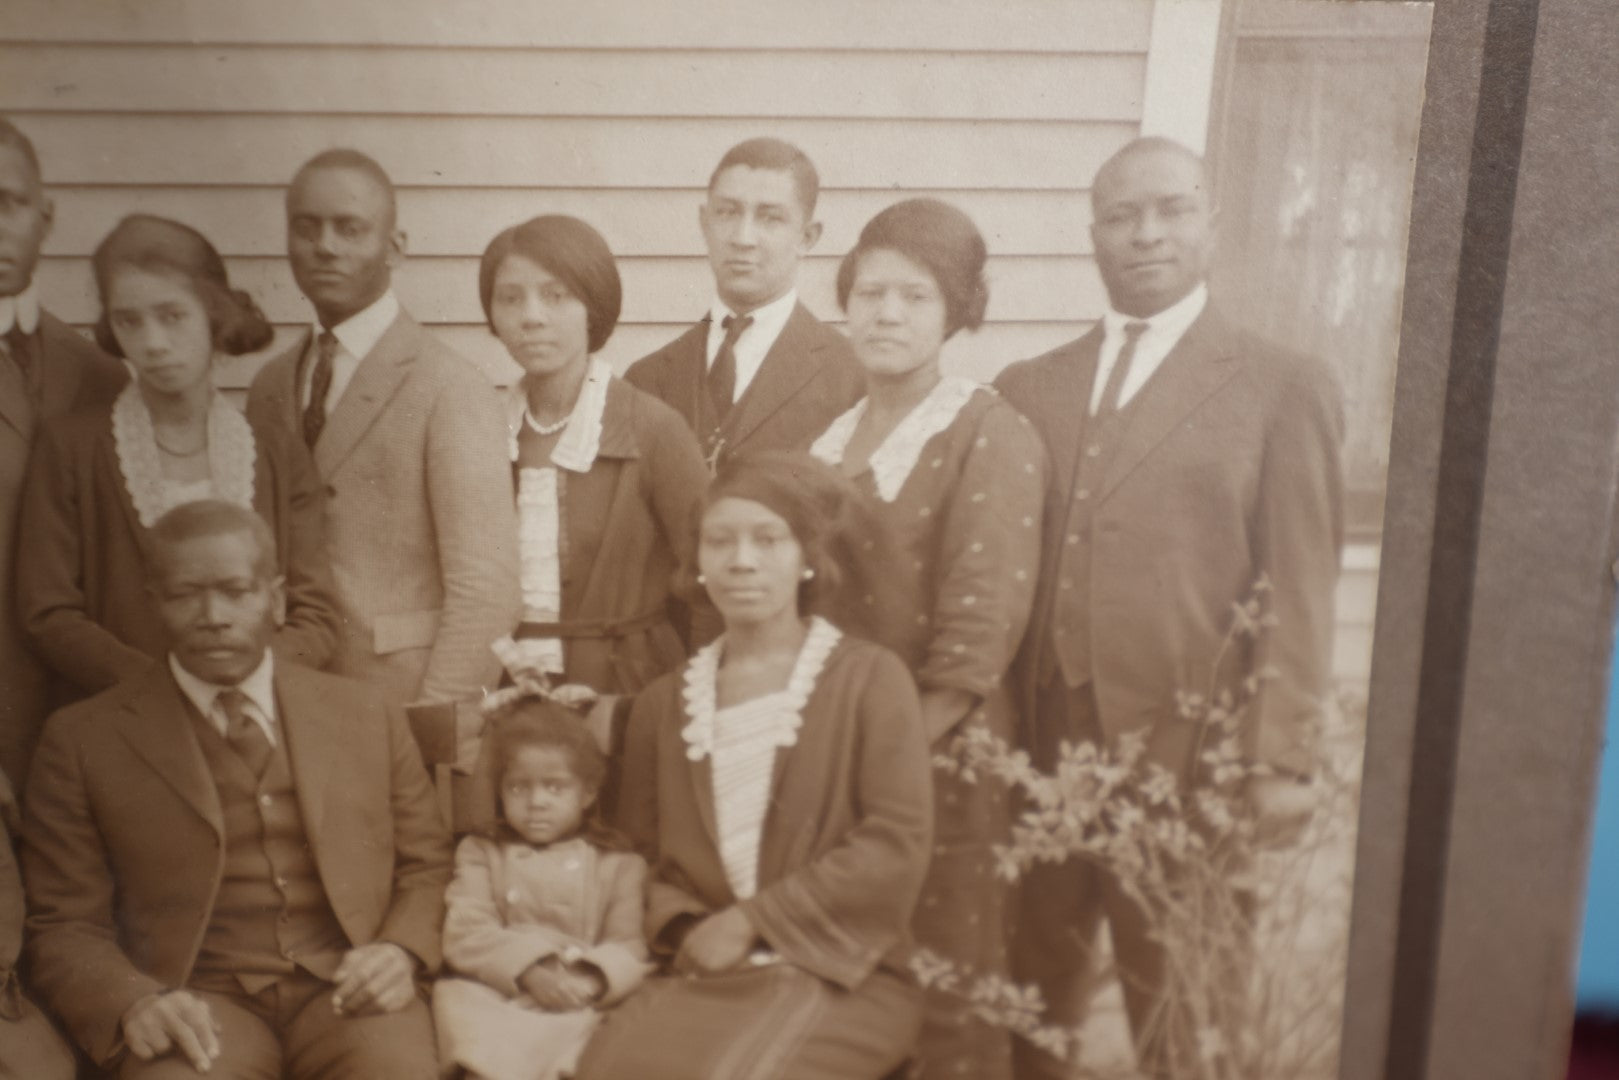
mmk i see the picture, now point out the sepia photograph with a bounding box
[0,2,1441,1078]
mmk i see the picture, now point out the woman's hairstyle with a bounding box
[675,451,902,634]
[91,214,274,358]
[481,696,630,850]
[478,215,622,354]
[835,197,990,340]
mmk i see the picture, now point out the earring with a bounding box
[801,568,815,581]
[696,573,707,585]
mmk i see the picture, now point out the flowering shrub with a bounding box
[916,578,1362,1079]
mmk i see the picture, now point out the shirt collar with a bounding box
[708,287,798,344]
[0,282,41,337]
[168,650,277,725]
[317,290,400,361]
[1102,282,1207,344]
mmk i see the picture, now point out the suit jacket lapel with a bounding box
[314,313,418,475]
[113,668,224,836]
[0,349,30,439]
[36,313,95,420]
[1043,329,1104,500]
[1099,307,1242,503]
[274,665,332,839]
[686,752,721,854]
[724,303,823,447]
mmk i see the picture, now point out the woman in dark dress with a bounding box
[17,214,338,697]
[465,215,708,823]
[575,453,934,1080]
[809,198,1048,1080]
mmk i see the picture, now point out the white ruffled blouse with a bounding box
[111,383,256,527]
[679,617,842,901]
[809,376,982,502]
[504,357,614,678]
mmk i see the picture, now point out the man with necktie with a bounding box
[246,148,518,709]
[22,499,451,1078]
[625,137,863,472]
[0,117,128,793]
[995,136,1346,1078]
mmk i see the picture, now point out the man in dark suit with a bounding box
[625,137,863,472]
[0,117,128,792]
[22,500,451,1078]
[995,136,1345,1078]
[246,149,518,709]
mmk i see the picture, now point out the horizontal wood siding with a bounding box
[0,0,1152,386]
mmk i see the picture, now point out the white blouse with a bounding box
[679,617,842,901]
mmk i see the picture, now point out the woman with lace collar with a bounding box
[16,214,338,699]
[464,215,707,830]
[576,453,933,1080]
[809,198,1049,1080]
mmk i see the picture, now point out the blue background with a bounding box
[1577,645,1619,1008]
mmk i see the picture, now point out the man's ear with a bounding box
[39,193,55,237]
[801,218,823,253]
[387,228,408,270]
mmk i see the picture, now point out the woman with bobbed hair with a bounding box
[17,213,339,697]
[576,451,933,1080]
[468,215,708,824]
[810,197,1048,1080]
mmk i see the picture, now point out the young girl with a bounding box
[434,698,651,1080]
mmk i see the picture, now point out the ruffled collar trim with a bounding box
[505,356,612,473]
[679,616,842,762]
[809,376,981,501]
[112,383,256,527]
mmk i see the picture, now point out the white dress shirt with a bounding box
[704,288,798,404]
[1089,283,1209,414]
[301,290,401,413]
[0,281,41,338]
[169,651,279,746]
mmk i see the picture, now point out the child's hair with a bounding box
[482,696,631,851]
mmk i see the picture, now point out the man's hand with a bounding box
[331,942,419,1017]
[673,907,757,977]
[1249,774,1315,848]
[122,990,221,1072]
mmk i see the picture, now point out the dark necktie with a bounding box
[217,688,273,777]
[302,331,338,448]
[707,314,753,422]
[1094,320,1150,417]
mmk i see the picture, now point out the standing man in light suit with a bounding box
[0,116,128,792]
[996,136,1345,1078]
[247,149,518,708]
[625,137,863,473]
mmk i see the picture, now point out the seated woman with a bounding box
[467,215,708,822]
[809,198,1047,1080]
[575,453,934,1080]
[17,214,338,696]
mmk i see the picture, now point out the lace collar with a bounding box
[679,616,842,762]
[111,383,256,528]
[504,356,612,473]
[809,376,981,502]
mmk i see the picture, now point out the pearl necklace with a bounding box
[524,408,570,436]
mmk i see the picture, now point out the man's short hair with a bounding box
[0,117,42,183]
[148,500,279,581]
[708,138,820,220]
[286,147,398,224]
[1091,135,1216,210]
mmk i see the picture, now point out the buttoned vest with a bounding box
[184,708,349,992]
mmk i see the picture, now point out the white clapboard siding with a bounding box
[1,46,1146,123]
[3,0,1153,52]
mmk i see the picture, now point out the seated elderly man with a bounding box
[22,499,451,1079]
